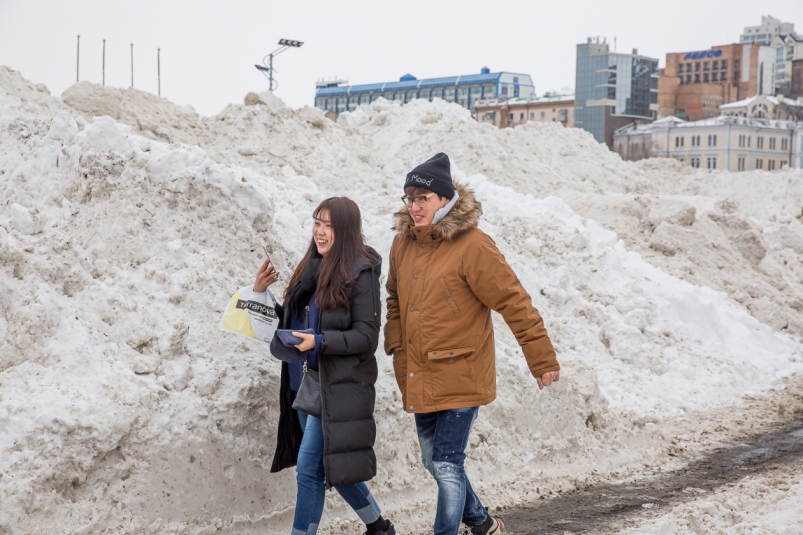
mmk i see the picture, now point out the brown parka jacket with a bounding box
[384,182,559,413]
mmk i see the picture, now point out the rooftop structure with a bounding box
[314,68,534,116]
[740,15,795,46]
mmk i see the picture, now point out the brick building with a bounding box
[792,58,803,99]
[474,94,574,128]
[658,44,775,121]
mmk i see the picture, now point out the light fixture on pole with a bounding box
[255,38,303,92]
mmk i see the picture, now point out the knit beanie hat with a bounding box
[404,153,456,200]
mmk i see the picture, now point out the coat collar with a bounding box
[392,182,482,242]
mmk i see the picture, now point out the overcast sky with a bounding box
[1,1,800,116]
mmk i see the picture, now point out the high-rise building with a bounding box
[658,44,775,121]
[574,38,659,148]
[313,68,534,117]
[740,15,795,46]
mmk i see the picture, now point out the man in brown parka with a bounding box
[385,153,560,535]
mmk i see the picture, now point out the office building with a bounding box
[613,115,800,170]
[740,15,795,46]
[474,94,575,128]
[313,68,534,116]
[792,59,803,99]
[574,38,659,148]
[658,44,775,121]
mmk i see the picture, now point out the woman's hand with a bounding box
[254,258,280,292]
[292,332,316,352]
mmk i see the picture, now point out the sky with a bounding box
[1,1,801,116]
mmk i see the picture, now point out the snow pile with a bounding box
[1,68,802,533]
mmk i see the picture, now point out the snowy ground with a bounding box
[1,66,802,534]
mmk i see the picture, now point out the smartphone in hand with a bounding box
[251,245,270,269]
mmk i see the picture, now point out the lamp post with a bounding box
[255,38,303,92]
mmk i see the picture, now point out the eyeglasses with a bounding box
[401,191,437,207]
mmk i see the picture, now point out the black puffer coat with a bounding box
[270,250,381,487]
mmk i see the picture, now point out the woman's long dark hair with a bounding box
[284,197,376,311]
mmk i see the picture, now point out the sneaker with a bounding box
[471,516,504,535]
[364,521,396,535]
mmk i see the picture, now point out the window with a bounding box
[708,134,717,146]
[704,73,710,82]
[769,160,776,170]
[541,111,545,119]
[675,136,685,147]
[691,135,701,147]
[757,136,764,149]
[484,111,495,121]
[707,156,717,169]
[782,139,788,151]
[739,134,745,147]
[722,60,728,69]
[513,76,519,83]
[722,71,728,81]
[530,112,534,119]
[695,62,701,72]
[520,112,524,120]
[509,113,513,120]
[690,157,700,168]
[737,157,746,171]
[687,75,692,84]
[679,64,684,73]
[712,72,719,82]
[734,60,740,69]
[713,60,719,70]
[756,158,763,169]
[781,160,787,168]
[770,138,776,150]
[704,61,710,71]
[695,74,701,83]
[501,86,508,96]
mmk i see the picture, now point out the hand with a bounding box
[292,332,316,352]
[253,258,280,292]
[536,370,560,390]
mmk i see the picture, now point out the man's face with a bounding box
[405,190,450,226]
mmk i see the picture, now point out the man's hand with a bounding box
[292,332,316,352]
[536,370,560,390]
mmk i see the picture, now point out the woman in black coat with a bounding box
[254,197,395,535]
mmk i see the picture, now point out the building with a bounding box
[658,44,775,121]
[740,15,795,46]
[771,33,803,96]
[313,68,534,117]
[474,94,575,128]
[574,38,659,148]
[792,59,803,99]
[719,94,803,121]
[613,115,800,171]
[794,125,803,168]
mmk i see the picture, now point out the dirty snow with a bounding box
[1,66,802,534]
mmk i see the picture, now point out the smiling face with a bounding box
[313,210,334,255]
[405,187,450,226]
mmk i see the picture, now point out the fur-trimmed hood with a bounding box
[392,182,482,241]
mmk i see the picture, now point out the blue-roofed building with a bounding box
[314,67,534,116]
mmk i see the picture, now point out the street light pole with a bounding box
[255,38,303,92]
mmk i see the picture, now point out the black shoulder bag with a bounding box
[292,306,322,417]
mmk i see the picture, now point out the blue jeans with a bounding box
[292,411,382,535]
[415,407,488,535]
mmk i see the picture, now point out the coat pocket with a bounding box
[426,346,476,402]
[437,278,461,318]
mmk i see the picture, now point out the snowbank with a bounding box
[1,68,802,533]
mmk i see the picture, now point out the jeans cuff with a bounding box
[353,497,382,524]
[291,523,318,535]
